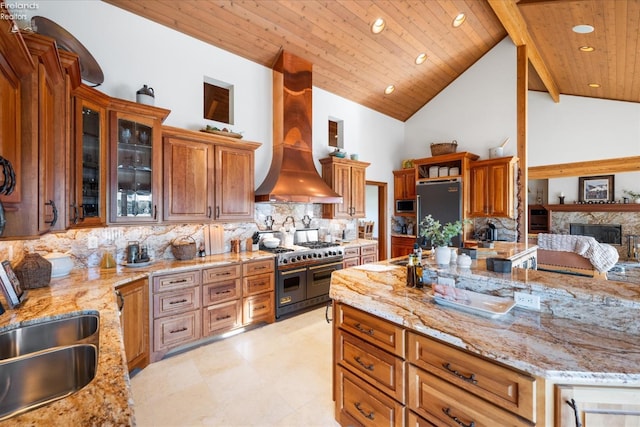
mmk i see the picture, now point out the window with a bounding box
[203,77,234,124]
[328,118,343,148]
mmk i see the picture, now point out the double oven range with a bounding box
[262,241,344,319]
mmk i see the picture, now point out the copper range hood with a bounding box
[255,51,343,203]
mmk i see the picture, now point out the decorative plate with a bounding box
[431,289,515,318]
[123,259,154,268]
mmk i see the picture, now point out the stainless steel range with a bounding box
[262,241,344,319]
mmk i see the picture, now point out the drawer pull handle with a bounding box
[354,402,374,420]
[215,290,232,295]
[169,278,188,284]
[354,356,374,371]
[215,272,231,276]
[566,399,582,427]
[216,315,231,321]
[354,323,374,336]
[443,407,475,427]
[443,362,478,384]
[169,299,188,305]
[254,305,266,310]
[169,327,187,334]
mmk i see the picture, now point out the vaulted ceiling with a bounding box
[104,0,640,122]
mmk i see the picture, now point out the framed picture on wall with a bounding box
[0,260,25,308]
[579,175,614,203]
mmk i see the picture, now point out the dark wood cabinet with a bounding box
[528,205,549,234]
[391,235,416,258]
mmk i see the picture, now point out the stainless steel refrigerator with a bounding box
[416,179,463,248]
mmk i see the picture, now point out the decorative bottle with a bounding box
[406,254,416,288]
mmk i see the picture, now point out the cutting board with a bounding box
[208,224,225,254]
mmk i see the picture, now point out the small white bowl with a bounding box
[262,237,280,248]
[44,252,74,277]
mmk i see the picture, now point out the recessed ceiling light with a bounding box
[453,13,466,27]
[371,18,386,34]
[384,85,395,95]
[415,53,427,65]
[588,83,601,88]
[573,24,594,34]
[579,46,595,52]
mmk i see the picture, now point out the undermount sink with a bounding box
[0,312,100,420]
[0,344,98,420]
[0,312,99,359]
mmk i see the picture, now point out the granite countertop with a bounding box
[0,251,275,425]
[329,246,640,384]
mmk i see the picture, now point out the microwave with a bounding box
[395,199,415,213]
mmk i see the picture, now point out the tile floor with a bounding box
[130,307,340,426]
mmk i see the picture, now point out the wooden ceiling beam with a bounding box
[488,0,560,103]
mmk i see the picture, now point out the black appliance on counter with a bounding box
[261,241,344,319]
[416,178,463,248]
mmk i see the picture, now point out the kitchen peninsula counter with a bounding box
[0,251,275,426]
[329,252,640,383]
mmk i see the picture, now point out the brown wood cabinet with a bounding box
[393,169,416,204]
[69,84,109,227]
[161,126,260,223]
[108,100,170,224]
[391,235,416,259]
[334,303,406,426]
[1,33,68,238]
[320,157,370,219]
[242,258,275,324]
[116,278,149,372]
[469,156,517,218]
[555,384,640,426]
[202,263,242,336]
[343,242,379,268]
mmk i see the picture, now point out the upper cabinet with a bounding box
[393,168,416,201]
[108,100,170,224]
[69,84,110,228]
[162,126,260,223]
[320,157,370,219]
[469,156,518,218]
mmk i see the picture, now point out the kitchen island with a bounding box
[330,244,640,426]
[0,251,275,426]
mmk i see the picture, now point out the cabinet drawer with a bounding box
[202,279,241,306]
[408,332,536,422]
[153,287,200,318]
[408,365,530,426]
[337,303,405,358]
[202,263,241,283]
[243,272,274,296]
[361,254,378,264]
[243,258,274,276]
[361,244,377,256]
[337,330,406,403]
[243,293,274,324]
[203,300,242,336]
[407,411,438,427]
[153,310,201,352]
[344,247,360,258]
[344,257,360,268]
[336,366,404,427]
[153,270,200,292]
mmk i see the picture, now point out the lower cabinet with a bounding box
[555,384,640,426]
[343,242,379,268]
[150,258,275,362]
[116,278,149,372]
[391,235,415,259]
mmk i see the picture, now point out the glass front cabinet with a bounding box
[108,102,169,224]
[71,86,109,227]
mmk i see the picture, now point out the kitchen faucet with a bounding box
[283,216,296,229]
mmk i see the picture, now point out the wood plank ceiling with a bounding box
[104,0,640,122]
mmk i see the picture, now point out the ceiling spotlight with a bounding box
[384,85,395,95]
[371,18,386,34]
[579,46,595,52]
[588,83,601,88]
[452,13,466,28]
[572,24,594,34]
[415,53,427,65]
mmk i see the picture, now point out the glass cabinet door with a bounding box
[112,114,158,222]
[81,106,101,220]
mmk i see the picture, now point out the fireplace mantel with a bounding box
[544,204,640,212]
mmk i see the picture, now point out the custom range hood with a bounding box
[255,51,343,203]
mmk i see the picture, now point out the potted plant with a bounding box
[418,215,467,265]
[624,190,640,203]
